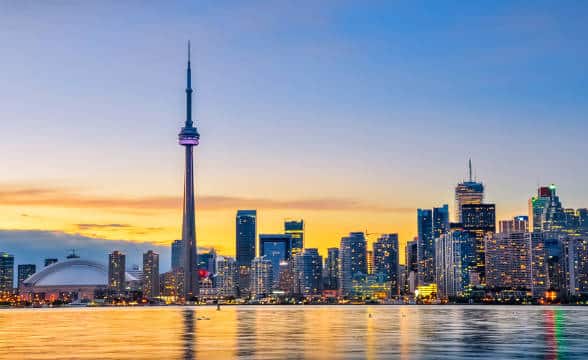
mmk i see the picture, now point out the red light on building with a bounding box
[198,269,208,279]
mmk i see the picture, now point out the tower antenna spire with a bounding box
[468,158,472,182]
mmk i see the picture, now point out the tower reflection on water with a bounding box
[182,309,195,360]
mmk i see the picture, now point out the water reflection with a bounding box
[0,306,587,359]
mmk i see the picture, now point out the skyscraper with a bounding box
[405,238,418,293]
[499,216,529,233]
[462,203,496,284]
[142,250,160,298]
[454,159,484,222]
[251,256,273,299]
[294,248,323,296]
[171,240,183,271]
[285,219,304,251]
[433,205,450,240]
[417,209,435,285]
[435,225,477,298]
[236,209,256,297]
[178,43,200,300]
[485,231,547,297]
[324,248,339,290]
[0,253,14,294]
[529,185,566,233]
[259,234,292,286]
[215,256,238,298]
[108,251,126,294]
[373,234,400,295]
[17,264,36,288]
[338,232,367,296]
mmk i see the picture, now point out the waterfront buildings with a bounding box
[215,256,238,298]
[251,256,273,299]
[259,234,292,286]
[339,232,367,296]
[285,219,304,251]
[17,264,36,288]
[293,248,322,296]
[405,239,418,292]
[324,248,339,290]
[142,250,160,298]
[236,209,257,297]
[373,234,400,296]
[462,203,496,284]
[178,43,200,300]
[485,230,548,297]
[417,209,434,285]
[0,253,14,294]
[108,251,126,294]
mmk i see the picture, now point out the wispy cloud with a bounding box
[0,185,413,213]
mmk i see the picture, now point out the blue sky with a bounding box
[1,1,587,270]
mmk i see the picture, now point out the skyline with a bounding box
[2,1,588,262]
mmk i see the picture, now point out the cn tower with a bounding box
[178,42,199,300]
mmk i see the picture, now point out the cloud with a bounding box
[75,223,131,230]
[0,185,413,213]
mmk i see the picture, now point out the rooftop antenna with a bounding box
[468,158,473,182]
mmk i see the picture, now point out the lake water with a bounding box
[0,305,587,359]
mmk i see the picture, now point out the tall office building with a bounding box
[0,253,14,294]
[215,256,238,298]
[462,203,496,284]
[417,209,435,285]
[338,232,367,296]
[433,205,450,240]
[405,238,418,293]
[142,250,160,298]
[259,234,292,286]
[561,237,588,296]
[324,248,339,290]
[285,219,304,251]
[236,209,256,297]
[171,240,183,270]
[499,216,529,233]
[294,248,323,296]
[435,224,477,298]
[251,256,273,299]
[108,251,126,294]
[454,159,484,222]
[198,249,217,276]
[485,231,548,297]
[373,234,400,295]
[44,258,58,267]
[366,250,374,275]
[529,185,566,233]
[17,264,36,288]
[178,43,200,300]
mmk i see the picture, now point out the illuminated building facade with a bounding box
[462,203,496,284]
[215,256,238,298]
[373,234,399,295]
[435,224,476,298]
[0,253,14,294]
[499,216,529,233]
[171,240,183,270]
[366,250,373,275]
[485,231,547,297]
[338,232,367,296]
[142,250,160,298]
[251,256,272,299]
[294,248,322,296]
[17,264,36,289]
[236,209,256,297]
[108,250,126,294]
[417,209,434,285]
[260,234,292,287]
[324,248,339,290]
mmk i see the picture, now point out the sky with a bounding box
[1,1,587,271]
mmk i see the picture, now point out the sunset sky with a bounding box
[1,1,587,269]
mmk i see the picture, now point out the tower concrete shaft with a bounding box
[179,42,200,299]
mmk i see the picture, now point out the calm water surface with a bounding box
[0,305,587,359]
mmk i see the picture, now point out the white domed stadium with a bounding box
[21,259,138,301]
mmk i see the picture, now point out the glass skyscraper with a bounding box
[142,250,160,298]
[454,159,484,222]
[462,203,496,285]
[108,250,126,294]
[417,209,434,285]
[338,232,367,296]
[259,234,292,286]
[236,209,257,297]
[0,253,14,294]
[17,264,36,289]
[294,248,323,296]
[284,219,304,251]
[171,240,183,271]
[373,234,400,295]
